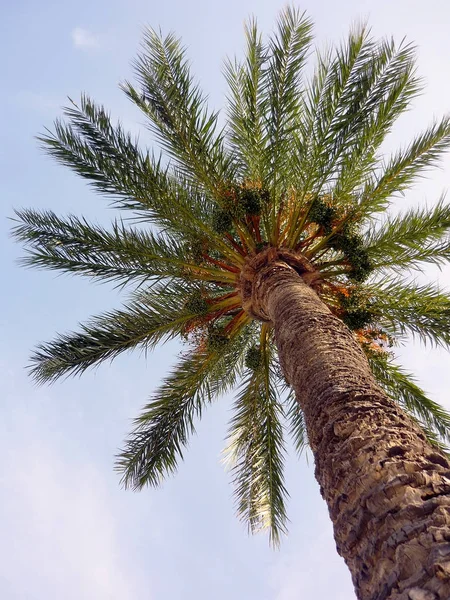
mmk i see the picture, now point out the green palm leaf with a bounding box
[122,30,235,194]
[12,209,236,286]
[117,336,249,489]
[224,18,267,181]
[283,388,308,457]
[332,39,420,200]
[224,328,288,546]
[366,196,450,272]
[29,282,201,383]
[359,116,450,216]
[292,24,377,197]
[264,7,313,188]
[368,352,450,447]
[369,279,450,347]
[38,96,221,240]
[286,27,419,246]
[38,95,153,204]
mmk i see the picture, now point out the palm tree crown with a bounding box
[12,7,450,545]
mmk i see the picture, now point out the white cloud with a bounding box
[0,413,146,600]
[269,524,355,600]
[15,90,60,113]
[71,27,101,50]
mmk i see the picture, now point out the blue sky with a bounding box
[2,1,450,598]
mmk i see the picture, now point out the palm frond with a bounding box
[29,281,200,383]
[264,7,313,189]
[122,29,235,194]
[38,96,221,236]
[11,209,237,286]
[298,32,420,204]
[411,422,450,458]
[117,336,250,489]
[359,115,450,216]
[332,39,420,200]
[38,95,153,203]
[369,279,450,347]
[366,195,450,272]
[224,17,267,181]
[292,24,376,197]
[224,327,288,546]
[287,26,418,245]
[368,351,450,447]
[283,388,308,457]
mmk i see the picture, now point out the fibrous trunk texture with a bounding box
[251,259,450,600]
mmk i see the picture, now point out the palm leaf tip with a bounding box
[28,349,68,386]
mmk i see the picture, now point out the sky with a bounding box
[2,1,450,599]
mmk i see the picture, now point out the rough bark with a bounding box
[246,257,450,600]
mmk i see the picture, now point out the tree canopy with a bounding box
[12,7,450,545]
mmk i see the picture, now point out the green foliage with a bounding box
[121,30,236,192]
[11,209,234,286]
[291,26,421,207]
[224,338,288,546]
[28,282,199,383]
[283,389,308,457]
[224,18,267,181]
[359,117,450,216]
[263,7,313,188]
[118,337,249,489]
[368,352,450,448]
[37,95,156,204]
[12,7,450,544]
[331,38,422,201]
[368,279,450,347]
[366,195,450,273]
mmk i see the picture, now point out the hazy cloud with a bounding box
[14,90,60,113]
[0,410,145,600]
[269,540,354,600]
[71,27,101,49]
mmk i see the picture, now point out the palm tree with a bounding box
[12,7,450,598]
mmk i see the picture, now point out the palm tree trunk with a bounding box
[251,258,450,600]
